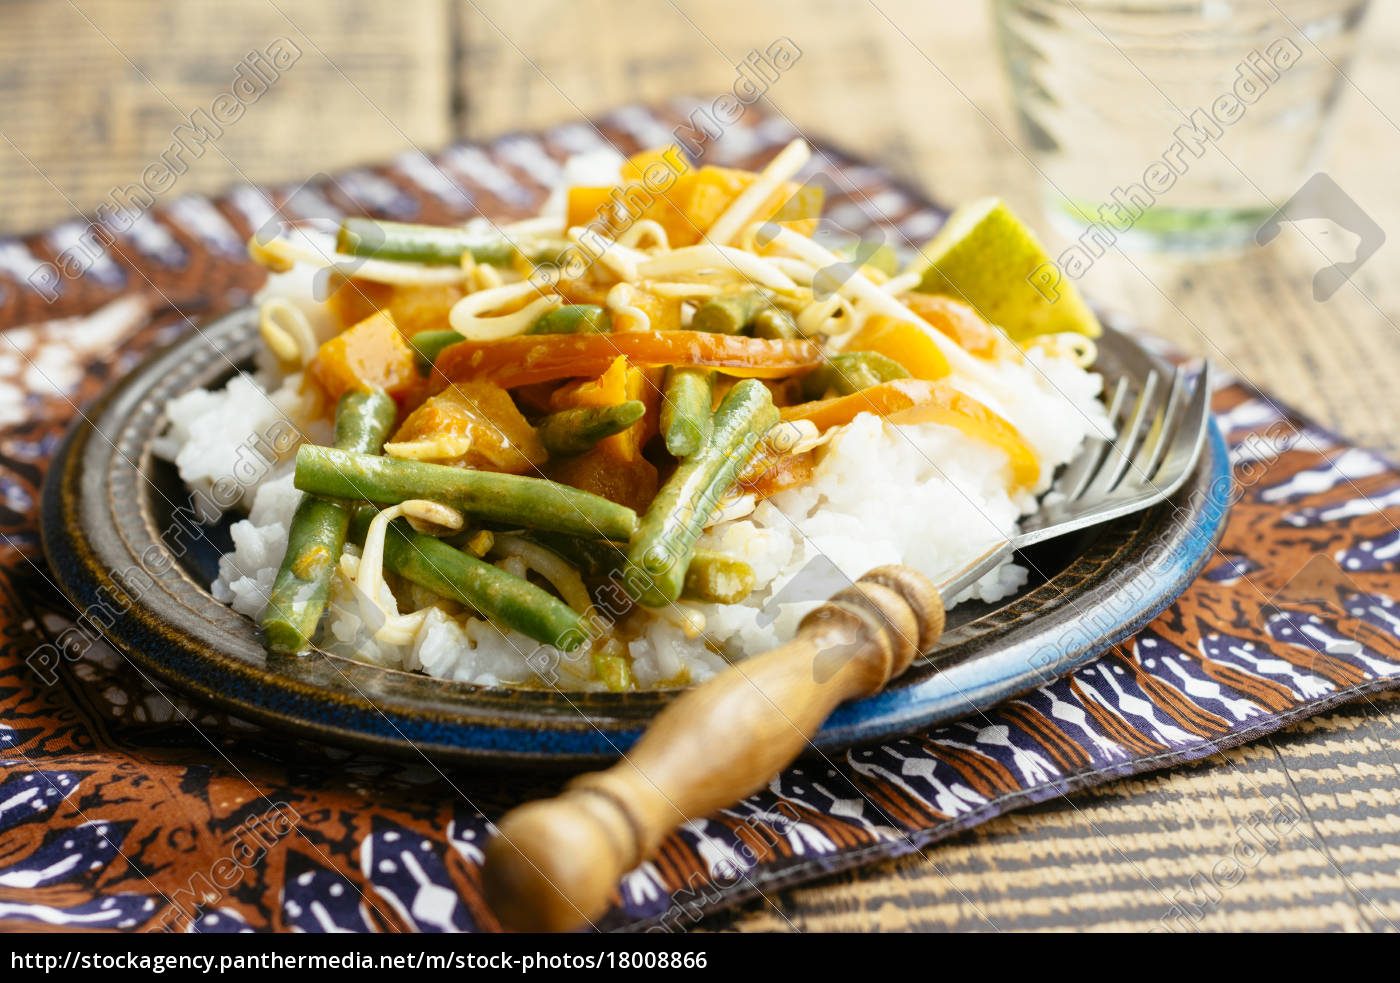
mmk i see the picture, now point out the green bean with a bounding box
[660,367,714,458]
[337,218,568,268]
[348,509,585,651]
[625,379,777,606]
[409,329,465,373]
[294,445,638,542]
[337,218,508,266]
[683,551,756,605]
[800,351,910,400]
[592,639,635,692]
[751,307,800,340]
[690,290,775,335]
[537,400,645,457]
[523,532,755,605]
[261,388,397,654]
[528,304,611,335]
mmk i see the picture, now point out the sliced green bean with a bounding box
[261,388,396,654]
[409,329,465,373]
[294,445,638,542]
[528,304,611,335]
[592,640,635,692]
[751,307,800,341]
[348,509,585,651]
[523,532,755,605]
[537,400,645,458]
[625,379,777,606]
[690,290,774,335]
[801,351,910,400]
[683,551,756,605]
[660,367,714,458]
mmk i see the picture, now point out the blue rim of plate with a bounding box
[40,306,1231,769]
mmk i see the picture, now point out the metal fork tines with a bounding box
[937,331,1214,604]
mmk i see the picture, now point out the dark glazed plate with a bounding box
[41,306,1231,769]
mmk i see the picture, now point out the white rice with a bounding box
[157,263,1109,692]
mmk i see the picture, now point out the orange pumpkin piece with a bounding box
[622,145,689,185]
[567,147,691,234]
[596,363,660,465]
[327,277,467,337]
[665,167,823,247]
[547,357,654,465]
[899,293,1015,361]
[326,276,392,328]
[383,282,471,336]
[620,145,693,238]
[547,448,658,514]
[842,314,951,381]
[388,381,545,475]
[573,147,823,248]
[566,186,619,231]
[781,378,1039,488]
[307,311,419,403]
[549,357,629,411]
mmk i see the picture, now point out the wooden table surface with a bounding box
[4,0,1400,932]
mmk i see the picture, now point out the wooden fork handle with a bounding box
[482,565,944,933]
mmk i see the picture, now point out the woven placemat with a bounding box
[1,102,1397,933]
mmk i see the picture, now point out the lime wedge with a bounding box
[907,198,1101,341]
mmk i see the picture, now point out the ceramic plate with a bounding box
[41,307,1231,768]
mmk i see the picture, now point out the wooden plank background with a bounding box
[3,0,1399,932]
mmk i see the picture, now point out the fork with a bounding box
[483,341,1214,932]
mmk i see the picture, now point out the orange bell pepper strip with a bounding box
[434,331,822,390]
[780,379,1040,488]
[898,293,1014,361]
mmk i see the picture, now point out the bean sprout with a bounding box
[448,280,560,340]
[615,219,670,250]
[249,230,470,286]
[605,282,651,332]
[638,244,797,292]
[346,503,432,644]
[258,298,318,366]
[383,436,474,462]
[491,533,593,614]
[706,138,811,246]
[654,602,707,639]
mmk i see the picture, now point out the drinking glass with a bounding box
[993,0,1371,251]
